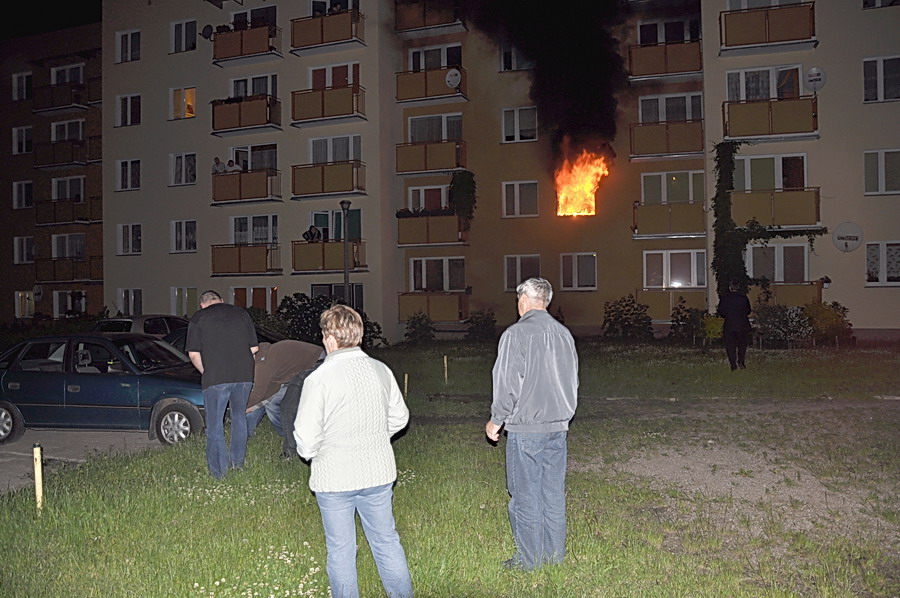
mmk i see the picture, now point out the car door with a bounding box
[2,340,68,426]
[64,340,141,429]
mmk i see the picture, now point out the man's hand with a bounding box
[485,420,502,442]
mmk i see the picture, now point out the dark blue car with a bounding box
[0,333,205,445]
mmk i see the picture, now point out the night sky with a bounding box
[0,2,101,41]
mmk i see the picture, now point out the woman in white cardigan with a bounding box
[294,305,413,598]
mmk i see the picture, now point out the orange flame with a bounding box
[555,149,610,216]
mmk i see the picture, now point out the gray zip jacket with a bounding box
[490,309,579,433]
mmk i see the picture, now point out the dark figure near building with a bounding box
[717,281,752,371]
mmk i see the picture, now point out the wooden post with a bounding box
[33,444,44,513]
[443,355,448,385]
[404,373,408,399]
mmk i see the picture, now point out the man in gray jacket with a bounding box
[485,277,579,571]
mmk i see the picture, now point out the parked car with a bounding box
[91,314,189,338]
[163,324,287,356]
[0,333,204,446]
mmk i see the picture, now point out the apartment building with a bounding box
[0,24,104,322]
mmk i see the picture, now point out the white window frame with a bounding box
[12,126,32,154]
[13,237,34,264]
[14,291,34,318]
[51,119,84,142]
[170,152,197,186]
[410,256,466,292]
[116,30,141,63]
[170,87,196,120]
[502,107,537,142]
[639,92,703,123]
[726,65,802,102]
[309,63,359,88]
[118,289,143,316]
[643,249,707,289]
[500,44,533,71]
[864,149,900,195]
[13,181,33,209]
[863,55,900,103]
[231,215,278,245]
[231,143,278,172]
[504,255,541,291]
[560,253,597,291]
[51,64,83,85]
[12,72,31,101]
[171,220,197,253]
[54,290,86,318]
[118,224,142,255]
[116,94,141,127]
[310,134,361,164]
[231,73,278,98]
[408,185,449,210]
[310,209,360,241]
[733,153,808,191]
[863,0,899,7]
[502,180,539,217]
[409,43,462,71]
[171,19,197,54]
[52,233,85,259]
[641,171,705,205]
[52,176,86,201]
[311,283,364,312]
[408,113,462,143]
[171,287,198,318]
[117,159,141,191]
[866,241,900,285]
[744,243,809,283]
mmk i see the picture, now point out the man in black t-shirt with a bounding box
[186,290,258,479]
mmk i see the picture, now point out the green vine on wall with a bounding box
[449,170,477,231]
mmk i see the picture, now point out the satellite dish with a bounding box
[445,68,461,90]
[32,285,43,302]
[803,67,826,93]
[832,222,863,253]
[200,24,214,40]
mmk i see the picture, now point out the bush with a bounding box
[465,309,497,341]
[803,301,854,346]
[668,296,706,342]
[274,293,388,349]
[404,311,435,345]
[753,304,813,347]
[602,294,654,341]
[703,315,724,341]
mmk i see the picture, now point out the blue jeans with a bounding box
[506,431,568,569]
[315,483,413,598]
[203,382,252,479]
[247,384,287,437]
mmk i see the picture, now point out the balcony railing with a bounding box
[397,66,467,101]
[35,256,103,282]
[398,291,469,322]
[723,96,817,139]
[212,95,282,134]
[721,2,815,49]
[292,161,365,197]
[291,85,366,123]
[291,10,364,51]
[213,24,282,62]
[636,289,707,321]
[748,281,822,307]
[292,239,366,272]
[632,202,705,237]
[397,213,466,245]
[35,196,102,225]
[211,243,282,275]
[396,140,466,173]
[32,78,102,114]
[212,169,281,203]
[630,120,704,158]
[33,136,102,168]
[731,188,820,228]
[628,41,702,79]
[395,0,462,31]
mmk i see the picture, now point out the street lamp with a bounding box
[340,199,351,306]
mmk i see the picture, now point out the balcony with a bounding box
[397,66,468,103]
[395,0,465,35]
[628,41,702,82]
[35,197,102,225]
[632,202,705,238]
[32,78,102,115]
[291,85,366,125]
[211,95,282,136]
[636,289,707,321]
[720,2,816,55]
[748,281,822,307]
[35,257,103,283]
[290,10,364,54]
[731,188,821,229]
[630,120,704,159]
[213,24,283,65]
[212,170,281,204]
[33,136,101,169]
[398,291,469,322]
[396,140,466,174]
[723,96,817,141]
[292,239,366,273]
[397,213,467,245]
[211,243,282,275]
[291,161,365,198]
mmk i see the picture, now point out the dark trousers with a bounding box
[724,329,749,369]
[279,361,323,457]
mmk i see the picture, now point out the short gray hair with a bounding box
[199,290,223,305]
[516,277,553,306]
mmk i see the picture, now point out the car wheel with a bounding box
[156,403,202,445]
[0,401,26,444]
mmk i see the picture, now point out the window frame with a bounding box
[744,243,809,283]
[13,180,33,209]
[643,249,707,289]
[171,287,198,318]
[171,220,198,253]
[501,106,537,143]
[726,64,802,102]
[53,290,86,318]
[560,252,598,291]
[231,73,278,98]
[636,17,701,45]
[231,286,278,314]
[733,153,808,191]
[407,185,449,211]
[51,233,86,259]
[639,92,703,123]
[51,119,84,142]
[504,254,541,291]
[231,214,278,245]
[14,291,35,319]
[116,30,141,63]
[409,43,462,71]
[170,152,197,186]
[311,283,364,312]
[407,113,462,144]
[12,126,32,155]
[13,236,34,264]
[502,180,539,217]
[640,170,705,204]
[864,149,900,195]
[12,72,32,101]
[310,134,362,164]
[51,64,84,85]
[409,256,466,292]
[866,241,900,285]
[118,288,143,316]
[863,55,900,103]
[116,94,141,127]
[170,86,197,120]
[171,19,197,54]
[51,175,86,201]
[117,224,143,256]
[500,43,534,71]
[116,159,141,191]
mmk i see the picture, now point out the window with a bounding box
[745,244,807,283]
[408,185,448,210]
[312,0,360,15]
[172,287,198,318]
[310,208,361,241]
[863,0,900,7]
[866,241,900,285]
[18,340,66,371]
[727,65,801,102]
[12,72,31,101]
[638,18,700,45]
[172,20,197,53]
[864,56,900,102]
[500,44,534,71]
[171,220,197,253]
[54,290,86,318]
[865,149,900,194]
[310,63,359,89]
[409,114,462,143]
[311,283,364,311]
[14,291,34,318]
[643,250,706,288]
[232,286,278,314]
[52,64,83,85]
[503,181,539,217]
[641,171,704,204]
[411,257,465,291]
[52,233,85,259]
[119,289,143,316]
[233,5,277,29]
[52,176,85,201]
[232,143,277,171]
[232,215,278,245]
[116,30,141,63]
[505,255,540,291]
[52,120,84,142]
[502,107,537,142]
[734,154,806,191]
[728,0,804,9]
[117,159,141,190]
[639,93,702,122]
[409,44,462,71]
[117,94,141,127]
[13,237,34,264]
[171,87,196,120]
[13,126,32,154]
[310,135,361,164]
[118,224,142,255]
[560,253,597,290]
[171,152,197,186]
[232,74,278,98]
[13,181,33,209]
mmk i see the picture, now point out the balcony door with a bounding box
[311,209,360,241]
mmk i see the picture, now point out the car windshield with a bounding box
[94,321,132,333]
[112,337,189,371]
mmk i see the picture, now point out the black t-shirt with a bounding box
[185,303,258,388]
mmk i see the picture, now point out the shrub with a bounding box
[803,301,854,346]
[668,296,706,342]
[465,309,497,341]
[602,294,654,341]
[404,311,435,345]
[753,303,813,347]
[703,315,724,340]
[274,293,388,349]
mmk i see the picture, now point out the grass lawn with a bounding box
[1,342,898,597]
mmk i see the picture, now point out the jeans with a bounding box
[506,431,568,570]
[247,384,287,437]
[203,382,252,479]
[315,483,413,598]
